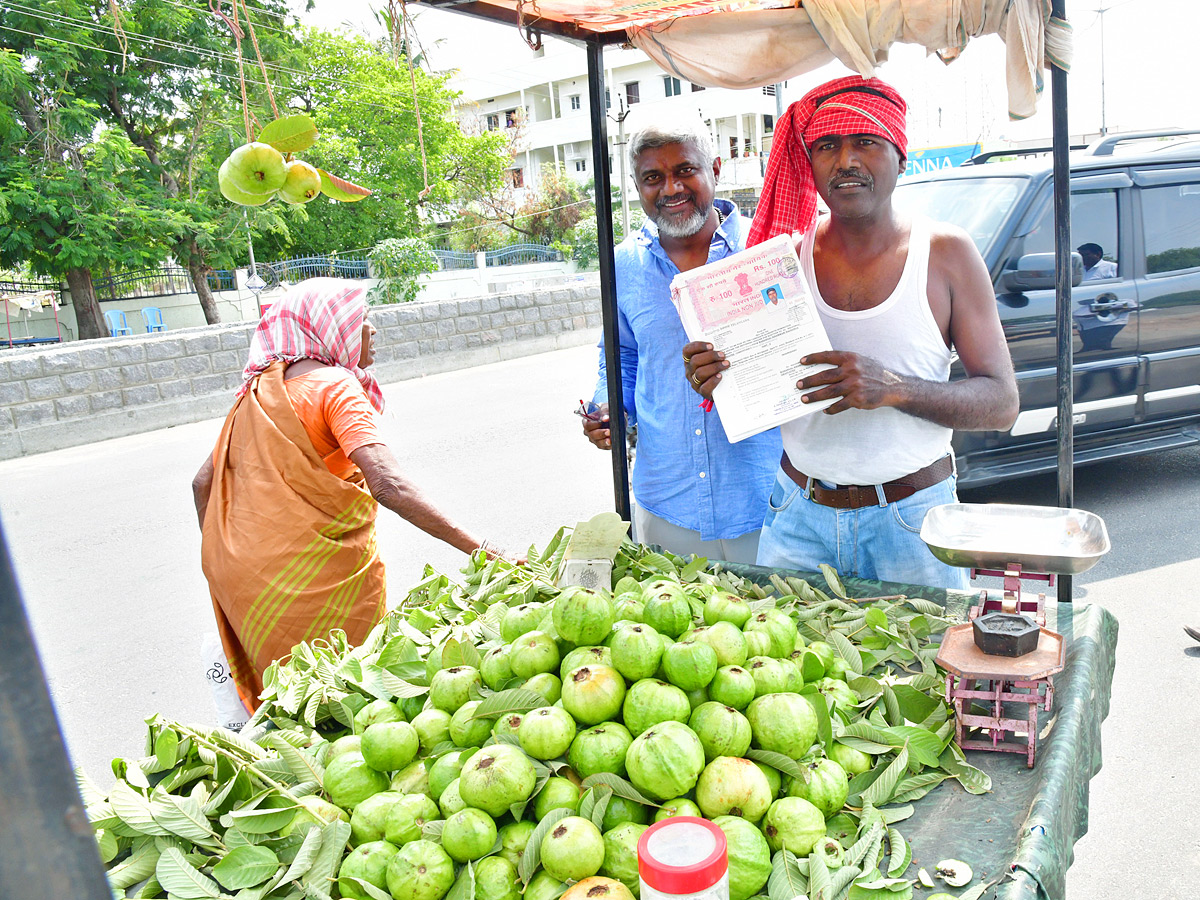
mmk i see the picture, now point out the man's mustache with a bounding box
[657,192,695,211]
[828,169,874,191]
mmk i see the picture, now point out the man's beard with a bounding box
[653,194,712,239]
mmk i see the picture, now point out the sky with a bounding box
[300,0,1193,150]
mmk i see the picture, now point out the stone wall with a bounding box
[0,279,602,460]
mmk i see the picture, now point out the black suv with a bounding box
[895,130,1200,487]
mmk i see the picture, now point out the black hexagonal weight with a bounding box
[972,612,1041,657]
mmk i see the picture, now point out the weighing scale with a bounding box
[922,503,1111,767]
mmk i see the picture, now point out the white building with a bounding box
[450,43,782,218]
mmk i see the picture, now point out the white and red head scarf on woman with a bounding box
[239,277,385,412]
[748,75,908,247]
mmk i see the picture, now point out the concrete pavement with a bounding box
[1,342,1197,897]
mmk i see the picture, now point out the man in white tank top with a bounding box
[685,76,1019,590]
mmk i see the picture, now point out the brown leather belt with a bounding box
[780,453,954,510]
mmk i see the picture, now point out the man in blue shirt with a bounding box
[581,120,781,563]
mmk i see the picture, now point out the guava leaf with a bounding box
[829,631,864,675]
[109,780,170,835]
[819,564,848,598]
[258,114,318,153]
[518,807,572,884]
[580,772,659,806]
[281,823,325,882]
[150,791,220,846]
[589,786,613,829]
[888,771,947,804]
[229,799,297,835]
[861,746,909,807]
[380,671,431,699]
[106,838,162,890]
[318,169,372,202]
[302,820,352,889]
[469,689,547,720]
[212,845,279,890]
[342,877,395,900]
[155,846,221,898]
[767,849,808,900]
[421,819,446,840]
[446,861,476,900]
[744,748,806,779]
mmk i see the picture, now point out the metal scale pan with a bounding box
[920,502,1111,576]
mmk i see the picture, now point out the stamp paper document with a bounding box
[670,233,834,442]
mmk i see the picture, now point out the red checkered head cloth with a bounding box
[240,277,384,411]
[747,76,908,247]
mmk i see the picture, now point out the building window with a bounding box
[663,76,681,97]
[485,114,499,131]
[570,94,581,110]
[763,114,774,132]
[691,83,705,92]
[605,88,611,109]
[505,108,519,128]
[574,159,587,172]
[625,82,640,105]
[729,137,738,158]
[508,168,524,189]
[762,84,777,97]
[608,155,613,174]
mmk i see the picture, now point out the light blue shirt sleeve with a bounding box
[593,301,639,425]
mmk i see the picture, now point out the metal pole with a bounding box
[244,209,262,318]
[615,100,630,238]
[1051,0,1074,602]
[587,42,631,521]
[1098,5,1107,135]
[0,517,114,899]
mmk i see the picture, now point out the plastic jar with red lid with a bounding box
[638,816,729,900]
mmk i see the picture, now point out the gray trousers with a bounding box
[632,503,761,565]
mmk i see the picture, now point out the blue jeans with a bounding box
[756,466,969,590]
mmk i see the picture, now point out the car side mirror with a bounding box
[1000,252,1084,292]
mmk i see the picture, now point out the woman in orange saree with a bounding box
[192,279,511,710]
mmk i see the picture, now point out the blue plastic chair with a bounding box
[104,309,133,336]
[141,306,167,333]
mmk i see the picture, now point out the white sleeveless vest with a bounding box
[780,216,953,485]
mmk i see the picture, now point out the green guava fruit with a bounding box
[554,587,616,645]
[522,672,563,704]
[324,751,389,810]
[747,657,795,696]
[497,819,536,867]
[281,794,349,837]
[474,856,520,900]
[438,777,466,818]
[524,870,568,900]
[449,700,494,748]
[805,641,836,671]
[610,623,663,681]
[492,713,525,740]
[684,686,709,710]
[385,839,456,900]
[519,705,577,759]
[564,877,636,900]
[688,702,752,761]
[562,665,627,726]
[534,776,581,819]
[695,756,771,821]
[601,822,647,894]
[390,759,430,797]
[429,666,482,714]
[624,721,705,802]
[742,630,773,659]
[743,613,794,659]
[458,743,538,817]
[825,812,858,848]
[693,620,749,668]
[653,797,701,822]
[510,631,561,679]
[613,594,645,623]
[225,142,287,195]
[480,645,515,691]
[428,751,467,804]
[826,742,873,776]
[218,157,274,206]
[642,581,692,638]
[338,839,400,900]
[708,666,757,710]
[355,699,405,732]
[560,646,614,680]
[711,815,772,900]
[410,709,453,754]
[622,678,691,737]
[817,677,859,713]
[746,692,818,760]
[502,603,546,643]
[441,807,498,862]
[278,159,321,204]
[350,790,405,845]
[812,837,844,870]
[753,761,782,799]
[361,721,420,773]
[600,795,651,832]
[703,591,752,628]
[568,722,633,778]
[328,734,364,762]
[824,656,852,681]
[662,640,718,691]
[383,792,438,845]
[783,758,849,817]
[539,815,606,882]
[762,797,826,856]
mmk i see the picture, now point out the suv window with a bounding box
[894,176,1024,255]
[1009,189,1120,279]
[1142,183,1200,274]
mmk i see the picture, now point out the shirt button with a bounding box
[694,429,702,436]
[699,472,707,478]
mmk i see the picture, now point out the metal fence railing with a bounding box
[433,249,478,271]
[485,243,562,267]
[268,256,371,284]
[0,277,60,295]
[207,270,236,292]
[94,267,194,301]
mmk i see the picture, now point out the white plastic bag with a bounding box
[201,632,249,732]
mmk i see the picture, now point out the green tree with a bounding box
[0,45,184,338]
[256,28,511,258]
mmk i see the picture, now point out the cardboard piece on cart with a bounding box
[556,512,629,590]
